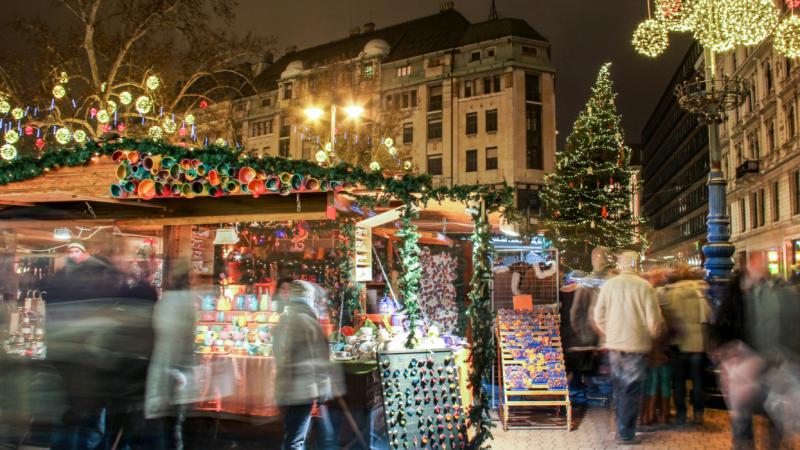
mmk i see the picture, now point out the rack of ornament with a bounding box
[496,304,570,430]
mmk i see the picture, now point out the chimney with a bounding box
[440,1,455,12]
[362,22,375,33]
[251,53,274,77]
[285,45,297,55]
[349,26,361,37]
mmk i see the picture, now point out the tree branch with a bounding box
[83,0,103,88]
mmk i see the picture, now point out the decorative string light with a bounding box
[55,127,72,145]
[632,19,669,57]
[369,161,381,171]
[214,138,225,146]
[4,130,19,144]
[11,107,24,120]
[119,91,132,105]
[0,143,17,161]
[163,117,177,133]
[184,113,195,125]
[726,0,779,47]
[135,95,152,114]
[656,0,694,32]
[775,15,800,58]
[689,0,735,52]
[148,125,164,140]
[96,110,110,123]
[73,129,87,144]
[106,100,117,114]
[403,160,413,171]
[146,75,161,91]
[52,85,66,99]
[58,72,69,84]
[0,99,9,114]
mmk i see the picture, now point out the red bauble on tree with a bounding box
[34,138,45,149]
[24,126,34,136]
[788,0,800,9]
[601,206,608,218]
[199,100,209,109]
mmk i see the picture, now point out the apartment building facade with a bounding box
[232,3,556,221]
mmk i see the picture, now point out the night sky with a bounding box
[2,0,692,147]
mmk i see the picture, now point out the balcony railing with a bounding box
[735,159,760,179]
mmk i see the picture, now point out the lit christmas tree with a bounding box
[540,63,646,271]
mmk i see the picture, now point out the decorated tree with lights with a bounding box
[0,0,272,161]
[540,63,645,271]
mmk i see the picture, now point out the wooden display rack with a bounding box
[496,305,571,431]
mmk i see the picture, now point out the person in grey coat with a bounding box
[273,280,342,450]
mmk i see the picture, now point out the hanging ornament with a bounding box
[55,127,71,145]
[656,0,693,32]
[0,99,9,114]
[52,85,66,99]
[90,107,98,117]
[590,220,595,228]
[587,166,594,175]
[4,130,19,144]
[214,138,225,146]
[403,160,413,171]
[690,0,736,52]
[11,107,24,120]
[146,75,161,91]
[775,15,800,58]
[101,124,111,133]
[106,100,117,114]
[632,19,669,58]
[119,91,132,105]
[383,137,394,147]
[388,146,398,156]
[73,129,87,144]
[602,206,609,218]
[0,143,16,161]
[163,117,178,133]
[726,0,779,47]
[96,110,110,123]
[199,100,209,109]
[148,125,164,140]
[34,138,45,149]
[315,150,328,163]
[369,161,381,171]
[117,122,126,132]
[185,113,195,125]
[135,95,152,114]
[24,126,33,136]
[179,127,187,137]
[789,0,800,8]
[578,202,583,210]
[59,71,69,84]
[554,210,561,218]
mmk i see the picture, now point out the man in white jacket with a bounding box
[594,251,663,444]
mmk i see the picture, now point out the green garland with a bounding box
[397,204,422,348]
[336,219,361,317]
[467,208,496,450]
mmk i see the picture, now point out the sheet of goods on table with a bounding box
[496,305,571,430]
[378,349,468,450]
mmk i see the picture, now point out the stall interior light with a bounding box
[213,226,239,245]
[53,227,72,241]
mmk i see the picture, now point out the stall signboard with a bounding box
[355,225,372,282]
[378,349,467,450]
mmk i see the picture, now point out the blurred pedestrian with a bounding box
[273,280,342,450]
[594,251,663,444]
[272,278,294,314]
[660,266,710,425]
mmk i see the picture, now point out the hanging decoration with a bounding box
[775,15,800,58]
[54,128,71,145]
[725,0,779,47]
[656,0,693,32]
[1,144,17,161]
[4,130,19,145]
[135,95,153,114]
[632,19,670,58]
[397,204,422,348]
[73,130,87,144]
[119,91,132,105]
[146,75,161,91]
[52,85,66,99]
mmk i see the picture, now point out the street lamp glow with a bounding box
[344,104,364,119]
[304,107,324,121]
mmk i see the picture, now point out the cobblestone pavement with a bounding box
[490,406,799,449]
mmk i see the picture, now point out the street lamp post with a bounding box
[304,103,363,164]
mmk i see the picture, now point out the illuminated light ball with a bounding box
[59,71,69,84]
[315,150,328,163]
[96,110,110,124]
[24,126,33,136]
[100,82,107,92]
[100,124,111,133]
[214,138,225,146]
[0,99,9,114]
[179,127,187,136]
[632,19,669,58]
[73,129,87,144]
[52,85,66,99]
[163,117,177,133]
[106,100,117,114]
[369,161,381,171]
[148,125,164,140]
[34,138,45,149]
[199,100,209,109]
[655,0,693,32]
[119,91,132,105]
[726,0,780,47]
[383,137,394,147]
[324,142,332,151]
[403,160,413,171]
[775,15,800,58]
[117,122,126,132]
[184,113,195,125]
[4,129,19,144]
[135,96,152,114]
[55,127,72,145]
[146,75,161,91]
[90,107,98,117]
[11,107,24,120]
[388,146,398,156]
[0,144,16,161]
[690,0,736,52]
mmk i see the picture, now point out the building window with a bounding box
[362,63,375,79]
[464,80,473,98]
[486,109,498,133]
[466,112,478,135]
[403,123,413,144]
[486,48,495,58]
[427,117,442,141]
[522,46,538,57]
[740,198,747,232]
[279,139,290,158]
[279,118,290,138]
[787,104,796,140]
[470,51,481,62]
[486,146,498,170]
[483,77,492,95]
[235,103,246,112]
[427,155,443,175]
[396,65,411,77]
[493,75,501,92]
[526,104,543,169]
[282,82,293,100]
[787,57,793,78]
[747,131,760,159]
[428,84,442,112]
[466,149,477,172]
[794,171,800,215]
[401,90,417,109]
[525,74,541,102]
[261,97,271,107]
[735,142,743,165]
[767,120,775,154]
[765,62,773,93]
[773,181,780,222]
[758,189,766,228]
